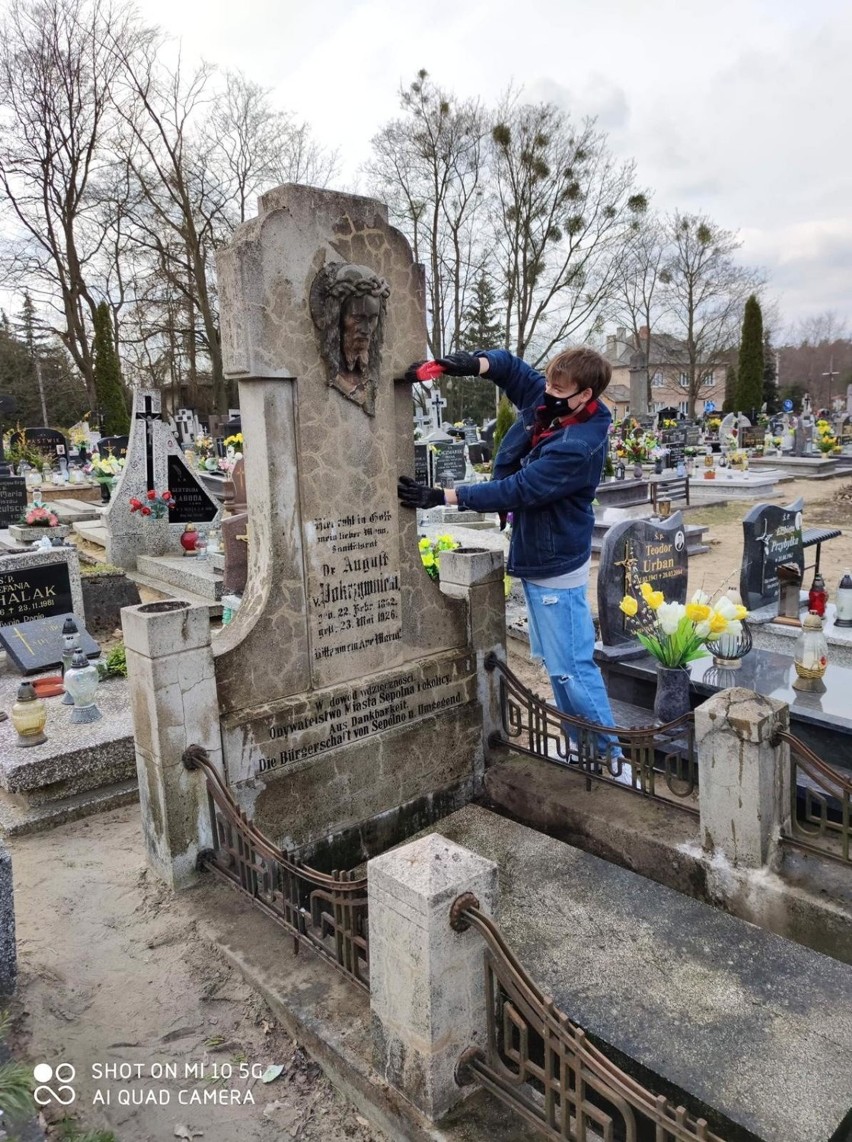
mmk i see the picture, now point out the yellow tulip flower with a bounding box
[686,602,711,623]
[619,595,639,617]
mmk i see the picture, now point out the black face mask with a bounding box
[542,391,575,418]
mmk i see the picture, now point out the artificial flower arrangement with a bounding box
[662,418,678,429]
[129,490,174,519]
[815,419,841,454]
[619,582,748,668]
[224,432,244,450]
[20,505,60,528]
[707,417,722,432]
[192,434,214,458]
[617,430,659,465]
[87,454,125,480]
[418,534,459,581]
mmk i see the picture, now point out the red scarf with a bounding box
[530,399,599,450]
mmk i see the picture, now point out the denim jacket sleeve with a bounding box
[456,438,595,513]
[477,350,546,409]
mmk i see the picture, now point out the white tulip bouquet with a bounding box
[619,583,748,668]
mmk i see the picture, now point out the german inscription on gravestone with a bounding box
[0,477,27,527]
[0,612,99,674]
[238,653,476,778]
[740,498,804,611]
[308,509,401,663]
[0,561,73,626]
[166,454,218,524]
[597,513,689,646]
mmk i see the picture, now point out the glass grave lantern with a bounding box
[834,568,852,628]
[63,649,102,723]
[792,611,828,693]
[61,616,78,705]
[11,681,48,747]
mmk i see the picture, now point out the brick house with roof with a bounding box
[603,327,729,418]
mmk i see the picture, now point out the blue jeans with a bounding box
[522,580,620,756]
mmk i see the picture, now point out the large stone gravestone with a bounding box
[597,513,689,653]
[98,435,129,459]
[103,389,220,569]
[0,477,27,527]
[0,612,99,673]
[0,548,84,628]
[122,183,507,878]
[740,499,804,611]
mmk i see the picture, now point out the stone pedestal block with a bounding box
[121,600,223,888]
[368,833,498,1121]
[0,841,16,996]
[694,686,790,868]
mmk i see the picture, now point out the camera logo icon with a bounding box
[33,1062,76,1106]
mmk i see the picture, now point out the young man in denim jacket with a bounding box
[398,347,619,752]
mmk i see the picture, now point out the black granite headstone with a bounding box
[740,498,804,611]
[10,427,68,458]
[431,442,466,487]
[463,425,479,445]
[0,611,99,674]
[98,435,129,458]
[0,477,27,527]
[741,426,766,450]
[414,443,429,485]
[166,454,219,524]
[597,513,689,647]
[0,560,74,626]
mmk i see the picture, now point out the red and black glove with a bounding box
[435,352,481,377]
[397,476,445,509]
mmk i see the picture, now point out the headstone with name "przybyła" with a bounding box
[597,513,689,649]
[740,499,804,611]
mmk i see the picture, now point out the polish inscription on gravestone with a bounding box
[0,478,27,527]
[0,612,99,674]
[597,513,689,646]
[10,427,68,457]
[431,442,466,487]
[0,561,73,626]
[740,498,804,611]
[414,443,429,486]
[167,454,219,524]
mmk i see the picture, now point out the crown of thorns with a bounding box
[326,270,390,301]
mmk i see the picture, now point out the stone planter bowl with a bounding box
[8,523,72,542]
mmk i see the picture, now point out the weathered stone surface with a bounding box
[425,805,852,1142]
[368,833,498,1119]
[0,841,16,996]
[80,570,141,637]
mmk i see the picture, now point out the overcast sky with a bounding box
[135,0,852,334]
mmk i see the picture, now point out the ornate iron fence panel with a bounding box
[183,746,369,991]
[486,653,699,816]
[451,894,726,1142]
[774,730,852,867]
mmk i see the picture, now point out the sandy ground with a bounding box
[6,807,385,1142]
[5,475,852,1141]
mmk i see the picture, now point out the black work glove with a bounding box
[398,476,445,509]
[435,351,482,377]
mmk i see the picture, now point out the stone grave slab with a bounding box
[10,427,68,458]
[0,611,99,673]
[0,477,27,528]
[740,498,804,611]
[0,548,84,628]
[414,442,429,485]
[597,512,688,648]
[103,388,221,569]
[97,434,129,458]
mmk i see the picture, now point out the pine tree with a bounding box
[92,303,129,435]
[492,394,516,458]
[442,274,503,425]
[735,295,764,416]
[722,366,737,414]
